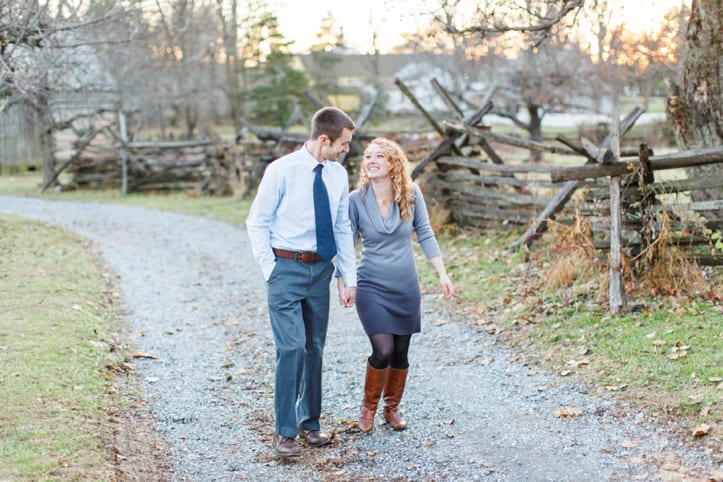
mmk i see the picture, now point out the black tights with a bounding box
[367,333,411,370]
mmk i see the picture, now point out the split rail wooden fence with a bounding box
[44,82,723,273]
[394,78,723,268]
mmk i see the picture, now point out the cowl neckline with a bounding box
[361,185,402,234]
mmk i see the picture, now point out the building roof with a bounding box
[298,52,442,80]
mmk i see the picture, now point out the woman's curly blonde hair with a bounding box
[358,137,415,221]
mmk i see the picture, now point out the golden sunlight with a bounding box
[272,0,687,54]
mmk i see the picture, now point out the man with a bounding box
[246,106,358,457]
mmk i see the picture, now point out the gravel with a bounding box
[2,195,719,482]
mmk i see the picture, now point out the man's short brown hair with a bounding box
[310,107,356,143]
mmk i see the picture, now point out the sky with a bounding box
[271,0,687,54]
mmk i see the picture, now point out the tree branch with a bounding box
[437,0,584,39]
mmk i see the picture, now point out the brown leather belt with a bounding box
[272,248,323,263]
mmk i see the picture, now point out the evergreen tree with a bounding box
[246,13,310,127]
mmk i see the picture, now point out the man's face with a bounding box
[322,128,354,162]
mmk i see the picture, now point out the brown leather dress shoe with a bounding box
[272,432,300,457]
[297,428,331,447]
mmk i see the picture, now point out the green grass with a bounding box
[527,300,721,419]
[0,215,119,480]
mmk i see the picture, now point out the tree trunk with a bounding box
[38,90,56,188]
[220,0,242,133]
[528,104,543,162]
[667,0,723,219]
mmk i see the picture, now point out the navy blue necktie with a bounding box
[313,164,336,261]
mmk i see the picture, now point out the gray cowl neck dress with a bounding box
[349,183,442,336]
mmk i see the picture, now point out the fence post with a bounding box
[609,104,626,313]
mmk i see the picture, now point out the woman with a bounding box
[338,137,454,432]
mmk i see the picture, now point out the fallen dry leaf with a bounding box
[604,384,627,391]
[691,424,710,437]
[462,355,480,364]
[555,407,582,418]
[566,358,590,368]
[132,353,158,360]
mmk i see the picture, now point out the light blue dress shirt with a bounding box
[246,144,357,287]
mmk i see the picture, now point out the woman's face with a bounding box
[363,144,391,180]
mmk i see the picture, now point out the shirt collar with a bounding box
[302,143,326,171]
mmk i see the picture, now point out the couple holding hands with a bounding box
[246,106,454,457]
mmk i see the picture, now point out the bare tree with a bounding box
[395,9,489,97]
[1,0,141,185]
[494,39,602,161]
[580,1,688,110]
[630,5,688,106]
[667,0,722,216]
[417,0,606,161]
[149,0,222,138]
[215,0,241,132]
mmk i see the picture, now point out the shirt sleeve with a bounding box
[245,164,281,280]
[332,179,358,287]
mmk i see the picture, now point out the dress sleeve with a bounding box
[412,185,442,259]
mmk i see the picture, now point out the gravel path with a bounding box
[2,196,719,481]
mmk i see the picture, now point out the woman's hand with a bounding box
[439,273,454,299]
[337,277,355,307]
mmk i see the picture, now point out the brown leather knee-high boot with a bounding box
[358,362,388,433]
[383,367,408,430]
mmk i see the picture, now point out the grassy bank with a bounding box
[0,214,121,480]
[1,171,720,478]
